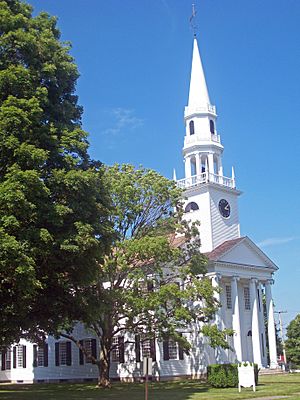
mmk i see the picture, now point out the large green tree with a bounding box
[285,314,300,368]
[62,164,231,388]
[0,0,111,347]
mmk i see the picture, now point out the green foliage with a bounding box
[207,363,258,388]
[0,0,111,347]
[67,164,230,386]
[285,314,300,367]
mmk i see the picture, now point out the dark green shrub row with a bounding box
[207,363,259,388]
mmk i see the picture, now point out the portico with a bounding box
[208,237,279,368]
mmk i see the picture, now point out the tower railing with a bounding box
[184,133,221,147]
[184,104,216,116]
[177,172,235,190]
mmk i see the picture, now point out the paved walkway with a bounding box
[244,397,290,400]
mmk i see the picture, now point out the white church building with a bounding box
[0,36,279,383]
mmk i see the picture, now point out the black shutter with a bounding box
[118,337,125,363]
[1,351,6,370]
[91,339,97,360]
[55,343,60,366]
[135,335,141,362]
[33,345,38,367]
[163,340,169,361]
[79,340,84,365]
[22,346,26,368]
[13,347,16,368]
[150,339,156,362]
[43,344,48,367]
[66,342,72,366]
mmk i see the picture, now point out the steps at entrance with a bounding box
[259,368,288,376]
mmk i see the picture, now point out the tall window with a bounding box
[135,337,156,362]
[6,350,11,370]
[142,340,151,358]
[226,285,232,309]
[79,338,97,365]
[17,345,25,368]
[168,340,178,360]
[111,337,124,363]
[1,350,11,370]
[257,288,261,311]
[33,344,48,368]
[12,345,26,369]
[82,339,92,363]
[163,337,184,361]
[189,120,195,135]
[59,342,67,365]
[244,287,251,310]
[111,337,120,362]
[210,119,215,134]
[55,341,72,366]
[191,158,196,176]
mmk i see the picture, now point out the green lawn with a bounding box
[0,374,300,400]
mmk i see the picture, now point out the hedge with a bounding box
[207,363,259,388]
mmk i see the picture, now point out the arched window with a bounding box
[247,330,252,337]
[210,120,215,134]
[189,120,195,135]
[184,202,199,213]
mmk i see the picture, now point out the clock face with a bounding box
[218,199,231,218]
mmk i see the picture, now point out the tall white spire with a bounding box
[188,37,211,107]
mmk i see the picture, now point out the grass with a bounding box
[0,374,300,400]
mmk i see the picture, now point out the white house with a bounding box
[0,35,278,383]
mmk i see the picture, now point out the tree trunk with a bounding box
[97,350,111,388]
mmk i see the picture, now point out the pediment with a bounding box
[209,236,278,270]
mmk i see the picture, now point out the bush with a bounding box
[207,363,259,388]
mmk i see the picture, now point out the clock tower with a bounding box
[176,37,241,253]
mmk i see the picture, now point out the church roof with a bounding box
[206,236,278,271]
[206,237,245,260]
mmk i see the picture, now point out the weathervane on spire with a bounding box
[189,3,198,36]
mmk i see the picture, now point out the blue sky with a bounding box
[28,0,300,331]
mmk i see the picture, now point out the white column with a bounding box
[258,282,267,366]
[219,158,224,185]
[231,276,242,361]
[185,156,191,178]
[212,274,222,330]
[265,280,278,368]
[212,274,222,363]
[208,153,214,176]
[250,278,263,367]
[219,158,223,176]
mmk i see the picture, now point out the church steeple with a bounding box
[176,35,241,253]
[188,38,210,108]
[180,36,225,184]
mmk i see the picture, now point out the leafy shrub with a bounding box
[207,363,259,388]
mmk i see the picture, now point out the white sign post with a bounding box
[143,357,152,400]
[238,362,256,392]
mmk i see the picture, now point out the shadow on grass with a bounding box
[0,381,210,400]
